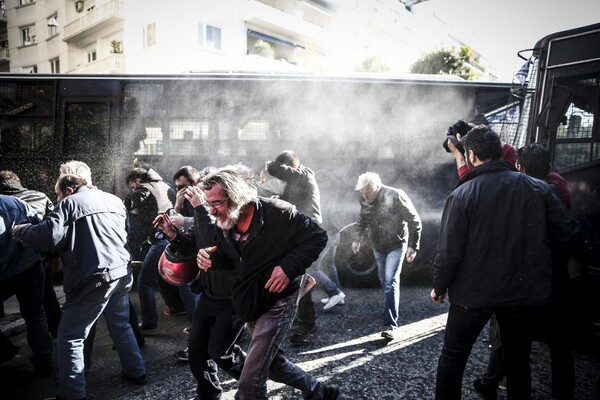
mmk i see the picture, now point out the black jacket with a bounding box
[267,163,322,224]
[356,185,422,252]
[433,160,580,308]
[216,197,327,322]
[0,179,53,219]
[170,205,237,300]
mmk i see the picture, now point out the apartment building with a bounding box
[2,0,489,77]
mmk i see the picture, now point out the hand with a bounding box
[184,186,205,208]
[197,246,217,271]
[351,241,361,254]
[405,247,417,263]
[170,213,185,227]
[430,289,446,304]
[11,223,31,241]
[152,214,176,239]
[265,266,290,293]
[174,187,187,212]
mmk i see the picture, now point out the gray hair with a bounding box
[200,164,259,208]
[355,172,382,191]
[60,160,93,186]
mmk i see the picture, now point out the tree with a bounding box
[410,45,479,80]
[356,55,390,73]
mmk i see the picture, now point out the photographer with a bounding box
[444,119,517,181]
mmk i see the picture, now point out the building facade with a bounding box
[2,0,492,78]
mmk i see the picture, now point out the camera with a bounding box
[442,120,471,154]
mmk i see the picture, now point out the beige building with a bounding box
[1,0,491,78]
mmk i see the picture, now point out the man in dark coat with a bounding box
[431,126,580,399]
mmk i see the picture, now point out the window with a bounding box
[47,15,59,37]
[21,65,37,73]
[19,0,34,5]
[50,58,60,73]
[19,26,36,46]
[144,23,156,48]
[87,49,97,63]
[198,23,221,50]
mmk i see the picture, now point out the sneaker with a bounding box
[138,323,158,334]
[289,325,317,345]
[174,348,189,362]
[320,297,345,305]
[183,326,190,334]
[163,308,186,316]
[381,327,395,340]
[122,372,148,385]
[323,292,346,310]
[322,384,339,400]
[473,378,497,400]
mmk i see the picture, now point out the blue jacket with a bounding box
[0,195,42,281]
[13,187,131,297]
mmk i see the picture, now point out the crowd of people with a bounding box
[0,121,584,399]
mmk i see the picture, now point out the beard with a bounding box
[215,204,242,231]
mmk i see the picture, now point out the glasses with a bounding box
[203,197,228,210]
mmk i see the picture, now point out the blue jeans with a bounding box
[237,294,322,400]
[58,273,145,399]
[178,282,199,324]
[373,246,407,328]
[137,239,168,326]
[0,263,53,373]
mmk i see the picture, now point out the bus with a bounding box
[0,71,511,286]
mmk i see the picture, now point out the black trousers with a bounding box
[436,304,547,400]
[189,293,246,400]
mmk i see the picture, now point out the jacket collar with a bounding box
[457,159,516,188]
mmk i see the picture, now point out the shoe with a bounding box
[322,384,339,400]
[289,325,317,345]
[381,327,395,340]
[138,323,158,334]
[473,378,498,400]
[183,327,190,334]
[163,308,186,316]
[320,297,345,306]
[174,348,189,362]
[323,292,346,310]
[0,343,19,365]
[122,373,148,385]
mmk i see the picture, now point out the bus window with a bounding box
[550,75,599,171]
[0,81,54,154]
[63,102,110,155]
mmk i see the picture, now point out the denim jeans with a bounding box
[237,294,322,400]
[58,273,145,400]
[0,263,53,373]
[178,282,199,324]
[137,239,168,326]
[373,246,407,328]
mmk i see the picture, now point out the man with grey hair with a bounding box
[352,172,422,341]
[195,163,338,399]
[60,160,94,186]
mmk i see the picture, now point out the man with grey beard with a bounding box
[195,164,338,400]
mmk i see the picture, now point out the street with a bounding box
[1,284,599,399]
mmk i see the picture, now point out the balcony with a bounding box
[0,45,8,62]
[245,0,333,48]
[62,0,124,43]
[68,54,125,74]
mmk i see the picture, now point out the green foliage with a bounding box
[410,45,479,80]
[357,55,390,73]
[252,39,275,58]
[110,40,123,54]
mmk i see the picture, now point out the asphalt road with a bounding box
[1,284,599,400]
